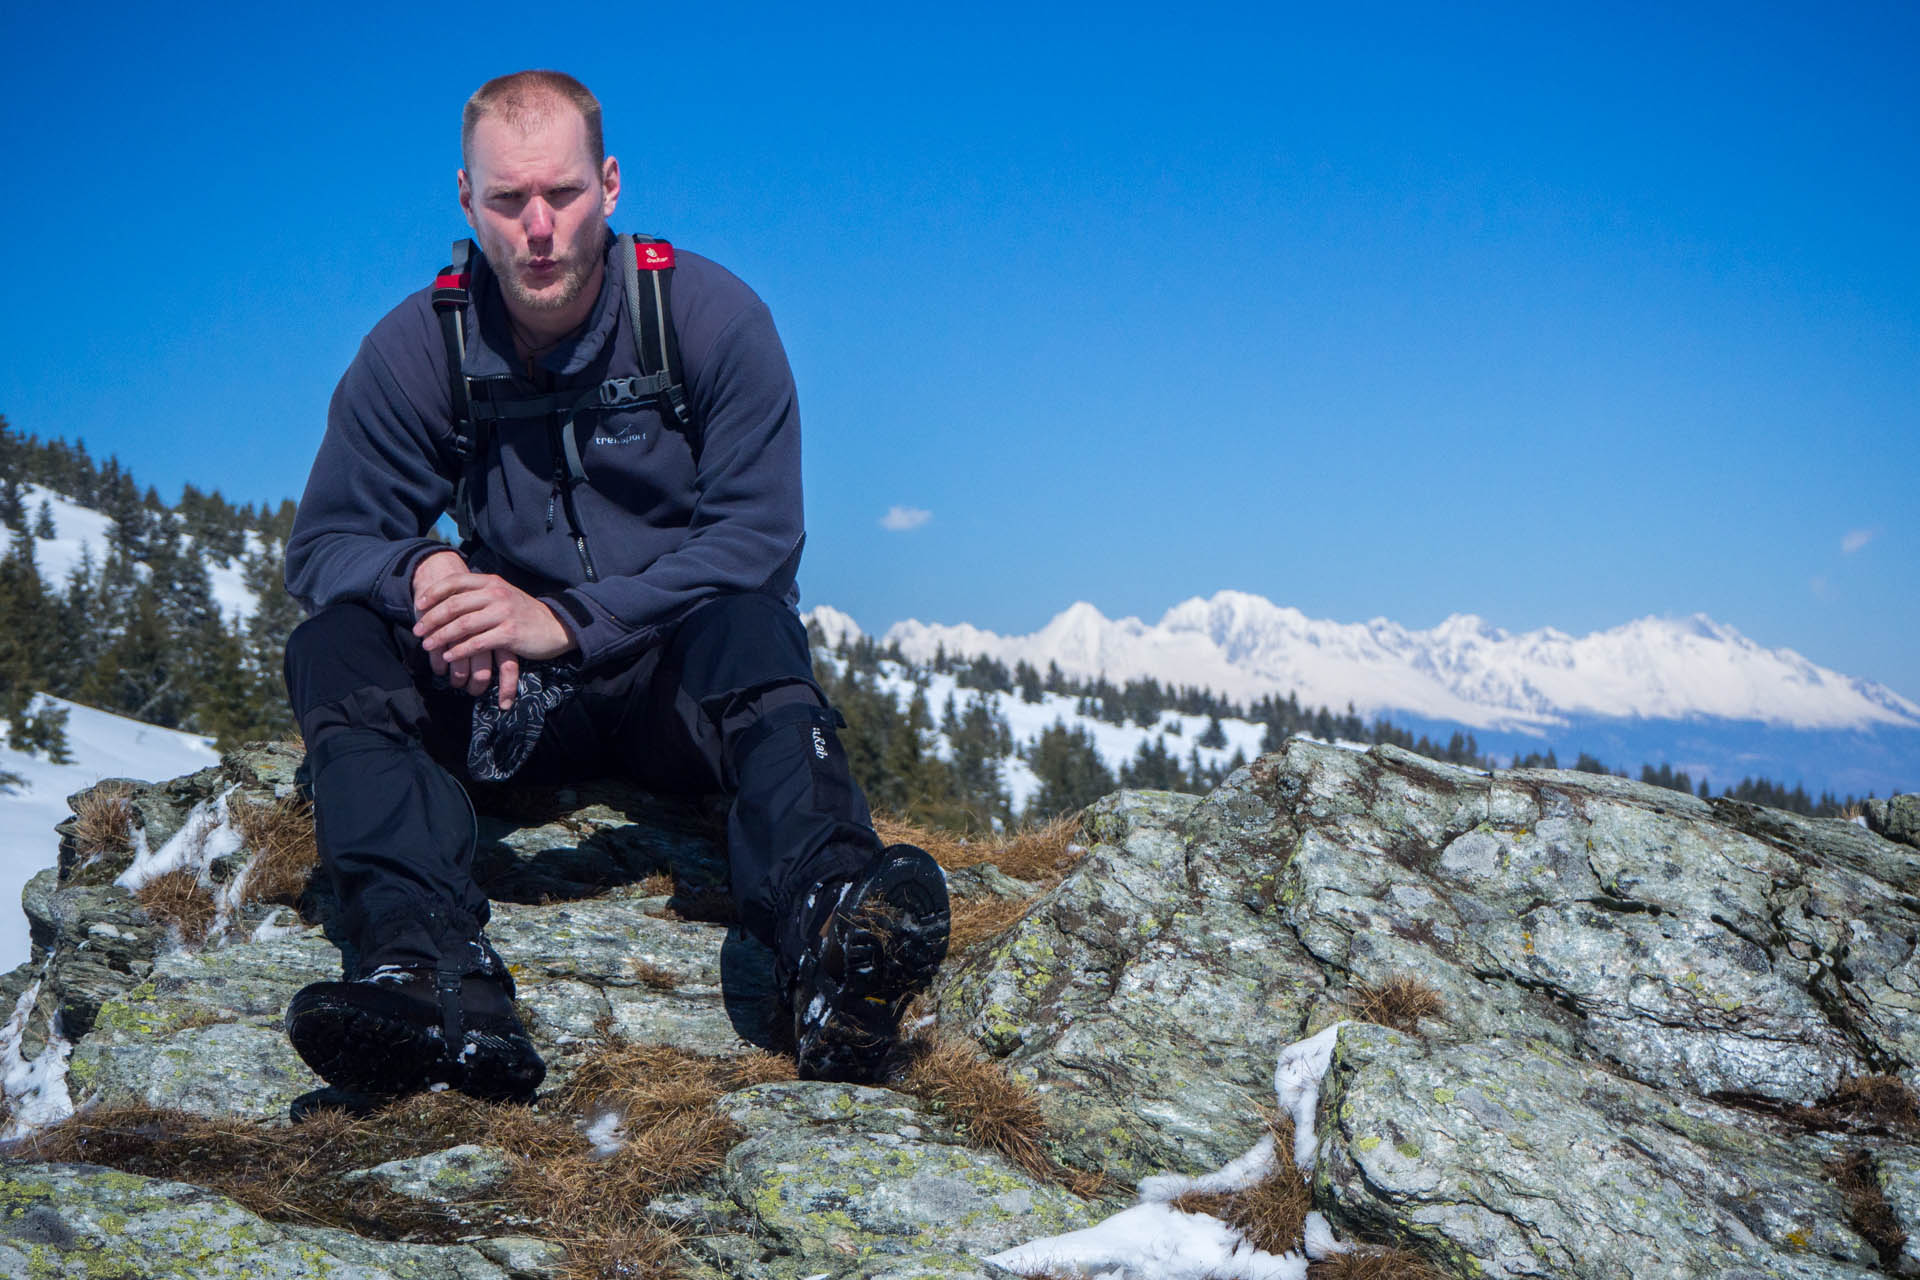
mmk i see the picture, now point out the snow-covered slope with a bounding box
[0,696,221,971]
[870,591,1920,734]
[5,483,262,625]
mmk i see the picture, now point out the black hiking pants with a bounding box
[283,592,877,980]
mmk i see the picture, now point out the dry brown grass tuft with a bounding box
[19,1042,789,1276]
[134,868,217,944]
[1307,1246,1448,1280]
[900,1035,1106,1198]
[626,959,682,990]
[17,1102,474,1239]
[559,1224,688,1280]
[949,893,1039,955]
[1349,974,1445,1035]
[1163,1113,1311,1254]
[231,794,320,906]
[508,1035,789,1276]
[71,781,136,857]
[1829,1075,1920,1135]
[1824,1147,1908,1270]
[633,871,676,898]
[873,812,1086,883]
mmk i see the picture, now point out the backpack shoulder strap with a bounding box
[617,233,693,436]
[432,239,484,542]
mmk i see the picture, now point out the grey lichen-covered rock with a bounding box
[15,735,1920,1280]
[1865,793,1920,849]
[938,787,1327,1184]
[938,738,1920,1275]
[1880,1148,1920,1277]
[712,1080,1097,1273]
[1315,1021,1882,1280]
[470,1234,568,1279]
[340,1143,517,1206]
[0,1162,510,1278]
[69,930,340,1121]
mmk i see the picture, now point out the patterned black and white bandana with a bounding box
[466,660,579,782]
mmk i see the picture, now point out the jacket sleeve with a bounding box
[538,301,805,668]
[284,327,459,622]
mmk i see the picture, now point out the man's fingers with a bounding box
[414,586,492,638]
[497,653,520,711]
[421,606,507,658]
[415,570,492,610]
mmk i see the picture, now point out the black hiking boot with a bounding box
[785,843,950,1084]
[285,963,545,1103]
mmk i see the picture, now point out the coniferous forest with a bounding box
[0,417,1877,828]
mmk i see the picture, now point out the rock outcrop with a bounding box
[3,736,1918,1278]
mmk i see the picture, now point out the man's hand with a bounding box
[410,551,574,710]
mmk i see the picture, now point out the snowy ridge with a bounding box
[853,591,1920,734]
[0,696,222,970]
[5,482,263,626]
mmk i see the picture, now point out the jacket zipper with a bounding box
[545,416,599,583]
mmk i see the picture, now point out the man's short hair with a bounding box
[462,70,604,170]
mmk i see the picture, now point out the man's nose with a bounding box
[523,198,555,241]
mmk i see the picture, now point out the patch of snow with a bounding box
[0,973,75,1140]
[0,695,221,971]
[249,907,308,943]
[1138,1133,1275,1202]
[585,1108,627,1157]
[1275,1021,1346,1171]
[206,528,266,626]
[986,1202,1307,1280]
[10,484,115,591]
[114,784,241,894]
[989,1023,1355,1279]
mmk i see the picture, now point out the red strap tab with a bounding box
[635,241,675,270]
[434,273,469,291]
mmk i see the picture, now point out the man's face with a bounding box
[458,106,621,322]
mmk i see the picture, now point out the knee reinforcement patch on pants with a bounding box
[732,700,856,822]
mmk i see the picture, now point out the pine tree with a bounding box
[0,528,59,715]
[8,697,73,763]
[1121,735,1188,791]
[1025,721,1116,820]
[80,585,190,726]
[32,499,55,539]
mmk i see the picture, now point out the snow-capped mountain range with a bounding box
[809,595,1920,799]
[814,592,1920,735]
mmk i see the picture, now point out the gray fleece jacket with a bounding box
[285,233,805,671]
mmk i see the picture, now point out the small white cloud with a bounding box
[880,506,932,532]
[1811,575,1835,600]
[1841,529,1874,554]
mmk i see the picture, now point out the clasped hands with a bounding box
[411,550,575,711]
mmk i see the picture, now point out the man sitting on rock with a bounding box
[279,69,948,1103]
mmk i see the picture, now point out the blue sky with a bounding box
[3,2,1915,699]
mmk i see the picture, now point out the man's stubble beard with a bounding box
[498,219,609,316]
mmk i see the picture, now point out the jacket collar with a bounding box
[461,232,623,380]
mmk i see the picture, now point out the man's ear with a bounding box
[601,155,621,218]
[457,169,477,229]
